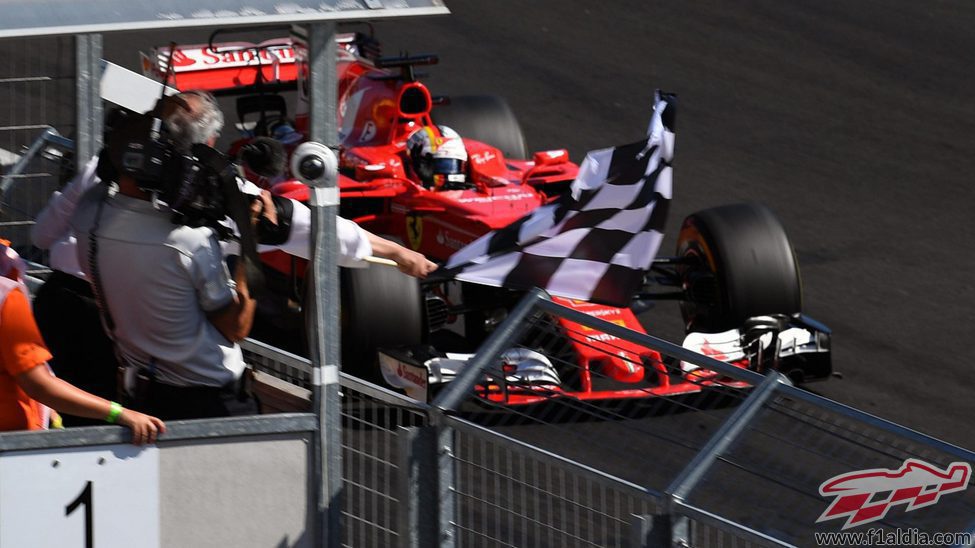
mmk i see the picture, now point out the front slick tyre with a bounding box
[677,202,802,333]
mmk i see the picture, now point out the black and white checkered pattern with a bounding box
[441,91,676,308]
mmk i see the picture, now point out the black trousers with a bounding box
[33,270,119,427]
[128,373,259,421]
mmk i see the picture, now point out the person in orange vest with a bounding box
[0,242,164,444]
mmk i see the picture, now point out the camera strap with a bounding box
[87,185,117,336]
[86,185,142,399]
[218,173,266,300]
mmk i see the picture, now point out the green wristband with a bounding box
[105,401,123,424]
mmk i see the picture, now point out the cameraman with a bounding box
[70,91,259,420]
[67,91,435,421]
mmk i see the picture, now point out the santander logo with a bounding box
[817,458,970,529]
[169,49,195,68]
[396,363,426,389]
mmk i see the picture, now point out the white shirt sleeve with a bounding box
[335,215,373,267]
[31,155,100,250]
[255,198,373,267]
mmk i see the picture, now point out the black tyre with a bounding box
[341,265,424,381]
[432,95,529,159]
[677,203,802,332]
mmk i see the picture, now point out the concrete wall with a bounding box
[160,433,312,548]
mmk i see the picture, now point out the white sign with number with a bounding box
[0,444,159,548]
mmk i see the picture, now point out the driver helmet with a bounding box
[269,119,303,146]
[407,125,468,189]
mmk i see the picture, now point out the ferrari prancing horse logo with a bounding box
[407,214,423,250]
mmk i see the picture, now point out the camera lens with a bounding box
[299,156,326,181]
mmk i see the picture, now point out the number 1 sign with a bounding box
[0,444,160,548]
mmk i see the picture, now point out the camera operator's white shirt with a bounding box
[30,156,99,278]
[71,186,243,388]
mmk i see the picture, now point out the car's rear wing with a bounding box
[141,33,362,93]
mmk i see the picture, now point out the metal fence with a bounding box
[446,417,659,548]
[245,288,975,548]
[0,36,76,254]
[430,290,975,547]
[244,338,663,548]
[243,340,436,548]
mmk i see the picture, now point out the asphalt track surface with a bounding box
[95,1,973,452]
[375,1,975,452]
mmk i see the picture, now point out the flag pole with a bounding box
[363,256,399,268]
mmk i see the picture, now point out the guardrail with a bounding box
[0,413,318,547]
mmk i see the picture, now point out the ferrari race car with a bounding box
[142,30,831,404]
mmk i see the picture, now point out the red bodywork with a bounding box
[145,35,740,403]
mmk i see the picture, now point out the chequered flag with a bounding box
[439,91,676,308]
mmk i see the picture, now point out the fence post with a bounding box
[304,21,342,548]
[629,513,690,548]
[434,414,457,548]
[397,426,441,548]
[629,514,668,548]
[75,34,102,167]
[662,372,787,546]
[666,372,786,503]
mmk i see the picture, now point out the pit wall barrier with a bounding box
[0,414,317,548]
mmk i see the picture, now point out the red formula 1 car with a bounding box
[142,31,831,404]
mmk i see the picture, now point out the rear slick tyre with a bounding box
[676,202,802,333]
[432,95,528,160]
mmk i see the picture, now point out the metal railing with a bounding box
[246,287,975,548]
[0,36,77,251]
[244,340,435,548]
[445,417,659,548]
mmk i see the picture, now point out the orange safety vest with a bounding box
[0,276,53,431]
